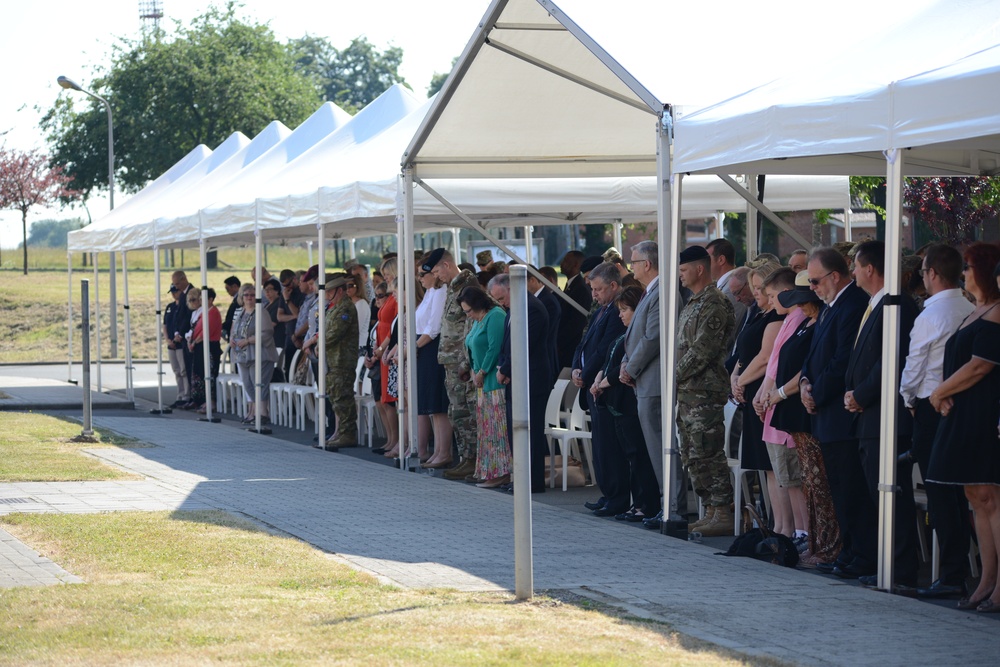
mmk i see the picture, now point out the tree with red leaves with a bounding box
[0,148,78,274]
[904,176,1000,245]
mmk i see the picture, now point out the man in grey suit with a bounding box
[620,240,687,522]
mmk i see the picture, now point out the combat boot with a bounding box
[327,431,359,449]
[697,505,735,537]
[443,458,476,480]
[688,506,715,532]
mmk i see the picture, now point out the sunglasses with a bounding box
[808,271,834,286]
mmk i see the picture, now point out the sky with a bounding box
[0,0,935,249]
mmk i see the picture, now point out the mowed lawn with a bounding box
[0,413,768,665]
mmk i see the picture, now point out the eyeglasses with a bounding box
[808,271,834,286]
[918,268,930,275]
[629,258,649,269]
[375,294,387,300]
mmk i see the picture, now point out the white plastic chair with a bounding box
[354,356,379,448]
[544,385,595,491]
[215,347,243,416]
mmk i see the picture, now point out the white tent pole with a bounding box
[716,213,725,241]
[199,227,216,423]
[67,251,74,383]
[307,240,314,268]
[401,170,418,467]
[509,264,534,600]
[877,148,904,591]
[349,238,356,259]
[845,201,854,242]
[93,253,102,392]
[452,227,462,263]
[153,242,165,413]
[746,175,759,260]
[659,111,682,523]
[317,223,327,447]
[613,220,624,252]
[121,251,134,403]
[254,223,264,433]
[523,225,533,265]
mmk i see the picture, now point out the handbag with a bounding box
[543,455,587,487]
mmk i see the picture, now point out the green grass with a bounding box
[0,510,764,666]
[0,412,142,482]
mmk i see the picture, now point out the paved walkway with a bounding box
[1,403,998,666]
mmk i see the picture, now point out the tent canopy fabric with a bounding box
[673,0,1000,176]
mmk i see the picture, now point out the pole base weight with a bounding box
[661,519,688,540]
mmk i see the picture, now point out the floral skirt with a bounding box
[474,388,511,481]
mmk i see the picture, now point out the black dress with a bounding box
[927,316,1000,486]
[737,309,784,471]
[770,318,815,435]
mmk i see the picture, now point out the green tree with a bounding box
[290,36,408,113]
[25,218,85,248]
[41,4,321,195]
[428,57,459,97]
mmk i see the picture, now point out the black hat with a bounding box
[679,245,709,264]
[422,247,446,273]
[778,270,823,308]
[168,284,178,293]
[580,255,603,274]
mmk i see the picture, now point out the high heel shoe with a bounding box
[423,458,452,469]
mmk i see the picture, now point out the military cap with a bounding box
[679,245,709,264]
[476,250,493,266]
[343,258,361,271]
[325,273,350,291]
[302,264,320,282]
[580,255,603,274]
[168,284,178,293]
[422,247,446,273]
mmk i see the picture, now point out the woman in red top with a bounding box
[371,258,399,456]
[186,287,223,413]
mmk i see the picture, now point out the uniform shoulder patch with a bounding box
[706,314,723,331]
[342,314,350,321]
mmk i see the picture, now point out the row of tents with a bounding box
[67,0,1000,593]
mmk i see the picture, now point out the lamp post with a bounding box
[58,76,118,358]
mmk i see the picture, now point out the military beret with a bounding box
[302,264,319,282]
[679,245,709,264]
[580,255,603,274]
[422,247,446,273]
[476,250,493,266]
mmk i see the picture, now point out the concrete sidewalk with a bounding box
[1,402,997,666]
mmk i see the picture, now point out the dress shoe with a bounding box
[976,599,1000,613]
[642,510,664,530]
[917,579,967,599]
[371,447,386,455]
[592,506,627,517]
[584,497,607,511]
[815,559,849,574]
[832,560,876,580]
[476,474,510,489]
[443,459,476,480]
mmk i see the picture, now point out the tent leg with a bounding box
[93,253,102,392]
[316,223,327,446]
[122,251,134,403]
[400,171,419,468]
[67,252,74,383]
[877,149,904,591]
[152,245,167,414]
[199,232,219,423]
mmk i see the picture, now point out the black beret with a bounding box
[679,245,709,264]
[579,255,603,274]
[422,247,446,273]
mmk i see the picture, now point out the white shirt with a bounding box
[415,284,446,337]
[716,268,735,291]
[645,275,659,294]
[354,298,371,349]
[899,288,975,406]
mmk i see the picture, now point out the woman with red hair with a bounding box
[927,242,1000,612]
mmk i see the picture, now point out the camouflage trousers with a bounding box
[326,366,357,436]
[676,390,733,507]
[443,363,478,459]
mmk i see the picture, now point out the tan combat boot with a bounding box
[443,458,476,480]
[688,506,715,531]
[697,504,735,537]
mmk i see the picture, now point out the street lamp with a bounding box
[58,75,118,358]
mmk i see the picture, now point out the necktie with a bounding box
[854,303,872,347]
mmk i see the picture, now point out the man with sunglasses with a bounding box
[800,246,871,577]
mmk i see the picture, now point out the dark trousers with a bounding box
[585,392,630,512]
[614,412,661,516]
[821,437,877,567]
[912,397,971,583]
[858,436,920,581]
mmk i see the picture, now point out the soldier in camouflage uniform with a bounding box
[323,273,360,450]
[424,248,482,480]
[676,245,736,536]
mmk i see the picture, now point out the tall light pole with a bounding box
[58,76,117,358]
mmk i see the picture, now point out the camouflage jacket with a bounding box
[676,284,734,394]
[324,297,359,373]
[438,269,480,369]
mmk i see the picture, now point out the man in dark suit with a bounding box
[557,251,593,371]
[491,273,551,493]
[572,262,629,515]
[844,240,920,587]
[800,247,872,577]
[527,267,562,382]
